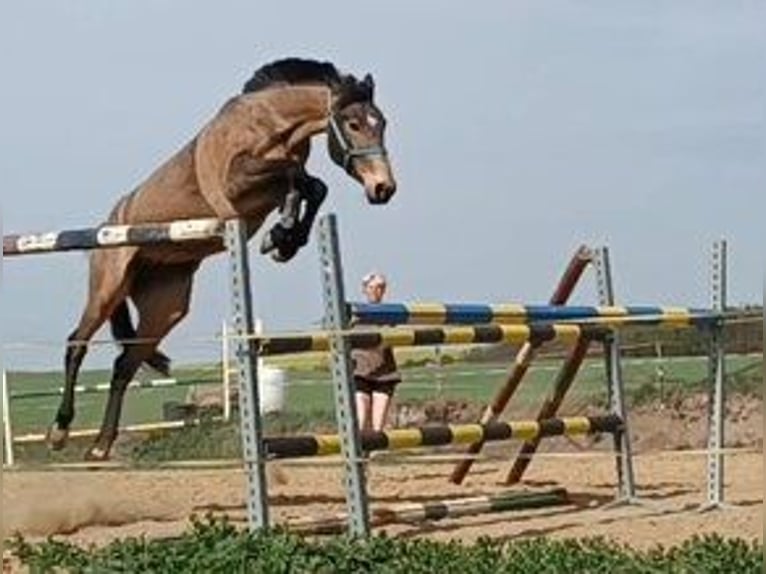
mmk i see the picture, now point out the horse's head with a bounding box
[327,74,397,204]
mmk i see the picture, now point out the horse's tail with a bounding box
[110,301,172,376]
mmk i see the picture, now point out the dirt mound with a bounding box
[627,392,762,451]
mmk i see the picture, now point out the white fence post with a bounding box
[2,369,15,467]
[222,321,232,422]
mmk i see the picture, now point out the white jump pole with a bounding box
[2,369,15,467]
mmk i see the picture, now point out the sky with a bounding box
[1,2,763,370]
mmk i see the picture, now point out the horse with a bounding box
[46,58,397,460]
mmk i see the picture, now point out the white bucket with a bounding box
[258,365,286,414]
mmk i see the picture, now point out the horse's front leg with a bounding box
[260,176,327,262]
[291,176,328,248]
[259,186,302,260]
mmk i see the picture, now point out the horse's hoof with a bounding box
[46,426,69,451]
[84,446,110,461]
[260,235,276,255]
[272,245,299,263]
[271,252,289,263]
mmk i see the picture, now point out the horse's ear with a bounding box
[333,75,357,98]
[362,73,375,97]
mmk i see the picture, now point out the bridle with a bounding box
[327,111,388,173]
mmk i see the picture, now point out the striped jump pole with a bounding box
[349,302,717,328]
[288,488,569,535]
[450,245,592,485]
[263,414,623,459]
[257,323,604,356]
[3,218,222,256]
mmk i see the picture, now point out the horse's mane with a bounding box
[243,58,342,93]
[242,58,372,104]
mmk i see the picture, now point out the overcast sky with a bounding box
[1,2,763,369]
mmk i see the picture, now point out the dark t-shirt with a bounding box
[351,343,401,384]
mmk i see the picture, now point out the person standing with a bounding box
[351,272,401,432]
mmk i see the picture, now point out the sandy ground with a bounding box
[2,393,763,572]
[3,449,762,550]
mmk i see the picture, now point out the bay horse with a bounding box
[47,58,397,460]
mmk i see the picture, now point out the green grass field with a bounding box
[6,353,761,437]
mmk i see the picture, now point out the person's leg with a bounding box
[355,391,372,431]
[371,388,394,432]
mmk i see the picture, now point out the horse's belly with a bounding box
[136,240,224,265]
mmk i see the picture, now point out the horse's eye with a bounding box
[347,120,361,132]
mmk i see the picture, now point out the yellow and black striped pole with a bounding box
[263,414,622,459]
[257,323,604,356]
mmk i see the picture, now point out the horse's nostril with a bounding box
[374,182,393,201]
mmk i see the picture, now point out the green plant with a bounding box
[8,517,762,573]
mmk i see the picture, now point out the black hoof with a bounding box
[261,222,303,262]
[271,245,299,263]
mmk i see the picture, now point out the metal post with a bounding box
[317,213,370,536]
[2,370,14,467]
[592,246,638,503]
[224,218,269,530]
[221,321,232,423]
[702,239,727,510]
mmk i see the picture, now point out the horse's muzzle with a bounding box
[367,181,396,204]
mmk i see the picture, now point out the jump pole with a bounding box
[449,245,593,484]
[288,488,569,535]
[263,415,623,459]
[3,218,222,256]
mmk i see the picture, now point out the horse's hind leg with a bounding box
[48,248,137,450]
[85,263,197,460]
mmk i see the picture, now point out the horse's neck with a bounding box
[241,85,331,148]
